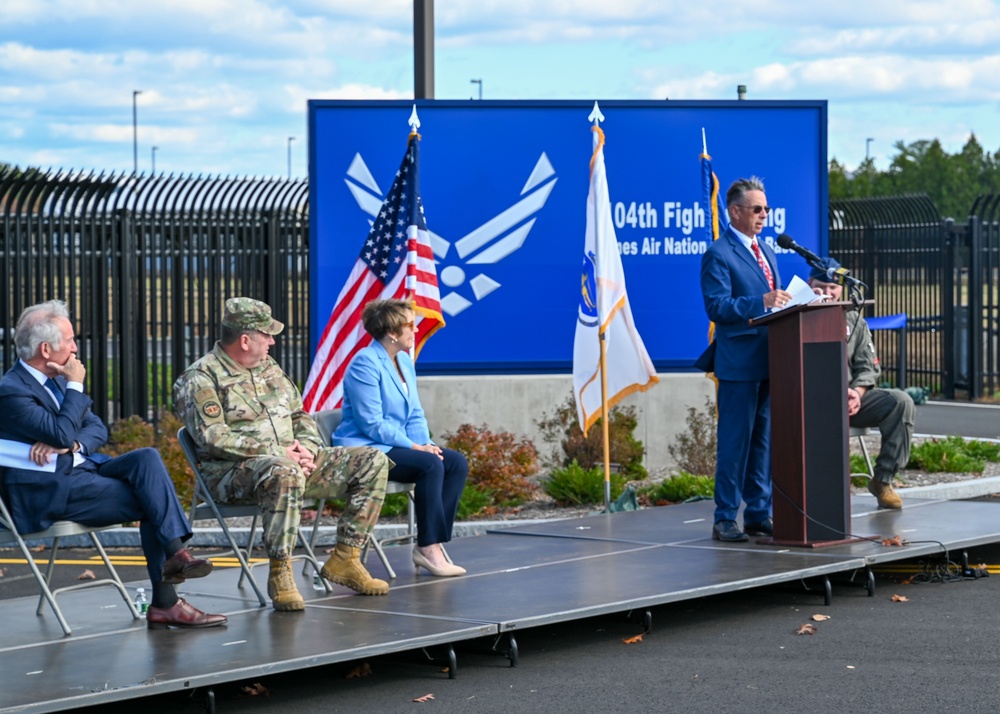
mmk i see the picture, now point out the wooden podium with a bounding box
[750,301,859,547]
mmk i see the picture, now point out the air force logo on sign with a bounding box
[345,152,557,316]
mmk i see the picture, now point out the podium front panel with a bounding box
[802,342,849,541]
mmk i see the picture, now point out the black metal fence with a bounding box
[829,193,1000,399]
[3,167,997,422]
[0,167,309,424]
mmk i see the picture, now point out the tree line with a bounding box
[829,135,1000,220]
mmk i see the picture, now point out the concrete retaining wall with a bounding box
[416,372,716,471]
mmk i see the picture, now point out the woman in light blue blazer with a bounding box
[333,299,468,577]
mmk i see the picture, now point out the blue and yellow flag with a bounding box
[699,141,727,242]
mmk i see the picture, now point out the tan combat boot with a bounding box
[320,543,389,595]
[868,479,903,509]
[267,558,305,611]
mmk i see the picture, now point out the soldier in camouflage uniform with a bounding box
[173,298,392,611]
[809,259,915,510]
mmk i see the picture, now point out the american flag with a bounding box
[302,131,444,412]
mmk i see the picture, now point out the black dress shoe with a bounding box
[146,598,227,629]
[162,548,213,584]
[712,520,749,542]
[744,518,773,536]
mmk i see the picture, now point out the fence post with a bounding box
[116,207,141,419]
[941,219,957,399]
[967,215,982,400]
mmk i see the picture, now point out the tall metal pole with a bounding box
[470,78,482,99]
[866,137,874,160]
[132,90,142,174]
[414,0,434,99]
[287,137,295,179]
[151,145,158,174]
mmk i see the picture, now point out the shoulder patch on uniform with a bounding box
[202,401,222,418]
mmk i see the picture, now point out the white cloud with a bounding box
[651,54,1000,103]
[50,122,199,145]
[283,83,409,113]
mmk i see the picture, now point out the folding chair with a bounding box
[178,428,330,608]
[849,426,875,478]
[0,491,141,636]
[312,409,420,579]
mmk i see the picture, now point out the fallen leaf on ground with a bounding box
[796,623,817,635]
[892,594,909,602]
[811,614,830,622]
[0,567,6,577]
[900,575,916,585]
[241,683,269,697]
[623,634,644,644]
[29,545,45,552]
[881,535,905,547]
[345,662,372,679]
[412,693,435,703]
[78,569,96,580]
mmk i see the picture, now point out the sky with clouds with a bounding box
[2,0,999,178]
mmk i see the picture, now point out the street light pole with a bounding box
[151,146,158,174]
[287,137,295,179]
[470,78,482,100]
[132,90,142,175]
[866,137,874,161]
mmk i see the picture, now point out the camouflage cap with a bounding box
[222,297,285,335]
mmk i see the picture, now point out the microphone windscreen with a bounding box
[776,234,795,250]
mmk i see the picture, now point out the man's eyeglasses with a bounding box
[740,204,771,215]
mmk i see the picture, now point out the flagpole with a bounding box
[589,102,612,513]
[407,104,421,362]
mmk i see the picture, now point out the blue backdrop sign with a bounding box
[308,99,827,373]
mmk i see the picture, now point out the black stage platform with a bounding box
[3,496,999,713]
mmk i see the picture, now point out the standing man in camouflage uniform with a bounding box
[809,259,915,510]
[173,298,391,611]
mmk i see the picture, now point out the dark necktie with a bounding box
[751,238,775,290]
[45,378,65,407]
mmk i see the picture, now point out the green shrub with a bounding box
[908,436,992,473]
[535,395,647,479]
[456,483,495,520]
[641,472,714,504]
[380,492,410,518]
[443,423,539,506]
[960,439,1000,462]
[543,460,627,506]
[849,454,870,475]
[667,397,717,477]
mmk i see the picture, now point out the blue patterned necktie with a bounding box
[45,378,65,407]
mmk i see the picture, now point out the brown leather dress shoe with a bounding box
[146,598,227,629]
[162,549,213,584]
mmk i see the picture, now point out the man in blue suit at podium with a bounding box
[699,177,792,542]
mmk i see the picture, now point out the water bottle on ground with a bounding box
[135,587,149,616]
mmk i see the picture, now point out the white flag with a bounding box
[572,125,658,435]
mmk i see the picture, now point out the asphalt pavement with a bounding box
[915,401,1000,440]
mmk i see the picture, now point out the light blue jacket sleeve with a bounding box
[333,343,431,451]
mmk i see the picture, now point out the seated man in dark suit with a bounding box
[0,300,226,629]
